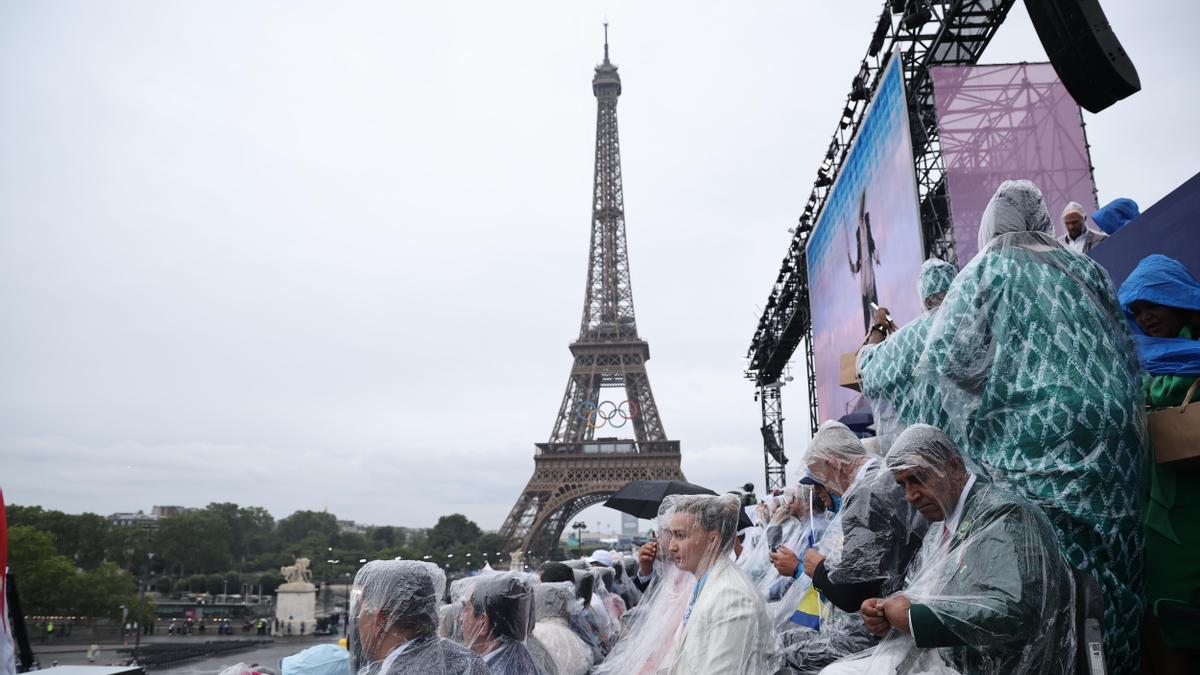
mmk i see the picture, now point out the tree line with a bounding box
[6,503,509,619]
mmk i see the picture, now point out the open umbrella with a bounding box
[603,479,717,520]
[604,480,755,531]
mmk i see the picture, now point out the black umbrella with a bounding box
[604,480,754,530]
[604,479,717,520]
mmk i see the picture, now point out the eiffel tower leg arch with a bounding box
[500,451,685,563]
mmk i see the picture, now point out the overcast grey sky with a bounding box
[3,1,1197,533]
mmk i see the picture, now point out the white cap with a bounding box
[1061,201,1087,220]
[586,550,615,567]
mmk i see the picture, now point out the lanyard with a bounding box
[684,569,711,625]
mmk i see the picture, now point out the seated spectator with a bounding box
[656,494,777,674]
[823,424,1074,673]
[538,563,601,664]
[916,179,1143,670]
[350,560,488,675]
[461,573,539,674]
[856,258,958,445]
[793,422,926,614]
[771,423,926,673]
[1059,200,1108,253]
[1118,254,1200,671]
[594,501,694,675]
[1092,197,1140,235]
[531,582,591,675]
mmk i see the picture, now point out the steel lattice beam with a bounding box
[745,0,1017,480]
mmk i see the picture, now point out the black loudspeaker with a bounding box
[1023,0,1140,113]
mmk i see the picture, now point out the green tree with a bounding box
[7,526,76,615]
[6,505,114,568]
[157,511,233,574]
[74,562,134,619]
[277,511,339,549]
[426,514,481,551]
[203,503,277,568]
[257,571,284,595]
[206,574,226,595]
[368,526,404,549]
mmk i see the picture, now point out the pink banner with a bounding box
[931,63,1097,265]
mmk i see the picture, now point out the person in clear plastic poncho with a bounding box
[349,560,488,675]
[738,487,819,600]
[531,582,591,675]
[593,500,697,675]
[605,495,778,674]
[857,258,958,449]
[771,422,926,673]
[821,424,1075,674]
[914,179,1144,671]
[656,494,778,674]
[460,572,542,674]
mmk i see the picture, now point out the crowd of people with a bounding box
[229,180,1193,674]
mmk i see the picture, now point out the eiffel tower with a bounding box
[499,30,684,562]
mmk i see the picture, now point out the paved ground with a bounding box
[30,635,337,674]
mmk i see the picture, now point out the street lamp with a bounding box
[572,521,587,556]
[324,558,339,618]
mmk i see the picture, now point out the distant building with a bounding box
[337,519,367,535]
[621,513,639,538]
[109,510,158,527]
[110,505,194,527]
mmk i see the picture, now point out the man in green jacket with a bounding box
[821,424,1075,674]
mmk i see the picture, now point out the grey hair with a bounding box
[354,560,446,636]
[885,424,965,476]
[667,493,740,552]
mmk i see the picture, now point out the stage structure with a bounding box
[931,62,1097,265]
[499,33,684,563]
[746,0,1018,491]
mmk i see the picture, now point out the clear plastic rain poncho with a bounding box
[531,582,591,675]
[591,567,627,626]
[564,563,617,651]
[774,422,927,674]
[618,556,643,608]
[737,488,830,603]
[822,424,1076,674]
[459,572,541,674]
[648,494,778,674]
[593,500,694,675]
[913,179,1144,672]
[857,258,958,450]
[349,560,489,675]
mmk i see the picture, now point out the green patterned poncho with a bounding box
[915,180,1145,672]
[857,258,958,447]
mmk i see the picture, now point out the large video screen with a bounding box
[806,51,925,423]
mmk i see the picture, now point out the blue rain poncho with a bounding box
[1117,254,1200,375]
[1092,197,1140,235]
[281,645,351,675]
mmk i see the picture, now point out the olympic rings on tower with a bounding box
[574,399,639,429]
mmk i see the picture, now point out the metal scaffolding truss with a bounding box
[745,0,1017,486]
